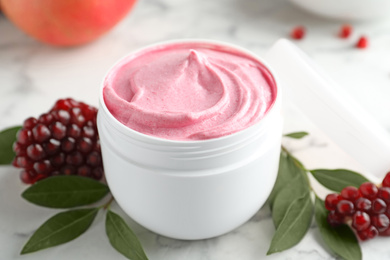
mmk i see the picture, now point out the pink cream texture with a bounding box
[103,42,276,140]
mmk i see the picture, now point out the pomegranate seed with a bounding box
[87,151,101,167]
[78,137,93,153]
[17,129,33,145]
[372,198,387,214]
[33,160,51,174]
[14,156,31,168]
[336,200,355,216]
[52,110,71,125]
[61,165,75,175]
[290,26,305,40]
[359,182,378,199]
[67,124,81,139]
[356,36,369,49]
[51,122,67,140]
[341,186,360,202]
[327,211,343,226]
[372,214,389,232]
[339,24,352,38]
[38,113,54,125]
[26,144,46,161]
[378,187,390,202]
[23,117,38,129]
[61,137,76,152]
[92,168,104,180]
[82,126,95,139]
[52,99,72,111]
[66,151,84,166]
[358,226,378,241]
[49,153,65,167]
[77,165,92,176]
[355,197,372,211]
[382,172,390,187]
[13,142,25,156]
[325,193,341,211]
[32,124,51,143]
[44,139,61,155]
[352,211,371,231]
[20,171,34,184]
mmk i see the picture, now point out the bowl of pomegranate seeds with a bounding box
[289,0,390,20]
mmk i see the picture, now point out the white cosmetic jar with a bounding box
[97,40,282,240]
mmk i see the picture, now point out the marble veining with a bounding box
[1,0,390,259]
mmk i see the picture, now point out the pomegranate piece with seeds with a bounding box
[326,172,390,241]
[12,98,104,184]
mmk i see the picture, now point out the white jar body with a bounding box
[98,97,282,240]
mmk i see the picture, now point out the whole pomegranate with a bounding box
[0,0,137,46]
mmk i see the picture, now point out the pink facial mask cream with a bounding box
[103,42,277,141]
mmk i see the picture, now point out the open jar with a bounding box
[97,40,282,240]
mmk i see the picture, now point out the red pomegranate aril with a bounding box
[83,106,97,121]
[382,172,390,187]
[23,117,38,129]
[325,193,341,211]
[13,156,31,168]
[352,211,371,231]
[356,36,369,49]
[17,129,33,145]
[38,113,54,125]
[20,170,34,184]
[13,142,25,156]
[82,126,95,139]
[66,151,84,166]
[358,226,378,241]
[50,153,65,167]
[92,168,103,180]
[32,124,51,143]
[378,187,390,202]
[61,165,75,175]
[52,99,72,111]
[26,144,46,161]
[355,197,372,211]
[372,198,387,214]
[52,110,71,125]
[339,24,352,38]
[51,122,67,140]
[67,124,81,139]
[77,165,92,176]
[337,200,355,216]
[87,151,101,167]
[371,214,389,232]
[291,26,305,40]
[33,160,51,174]
[78,137,93,153]
[327,210,343,226]
[44,139,61,155]
[341,186,360,201]
[61,137,76,152]
[359,182,378,199]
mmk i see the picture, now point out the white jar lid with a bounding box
[265,39,390,178]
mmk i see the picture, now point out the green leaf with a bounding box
[106,210,148,260]
[22,176,109,208]
[272,173,310,228]
[0,126,22,165]
[284,132,309,139]
[21,208,99,254]
[314,197,361,260]
[267,191,313,255]
[268,151,307,208]
[310,169,369,192]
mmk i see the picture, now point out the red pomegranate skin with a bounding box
[0,0,137,46]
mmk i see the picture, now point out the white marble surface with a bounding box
[1,0,390,259]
